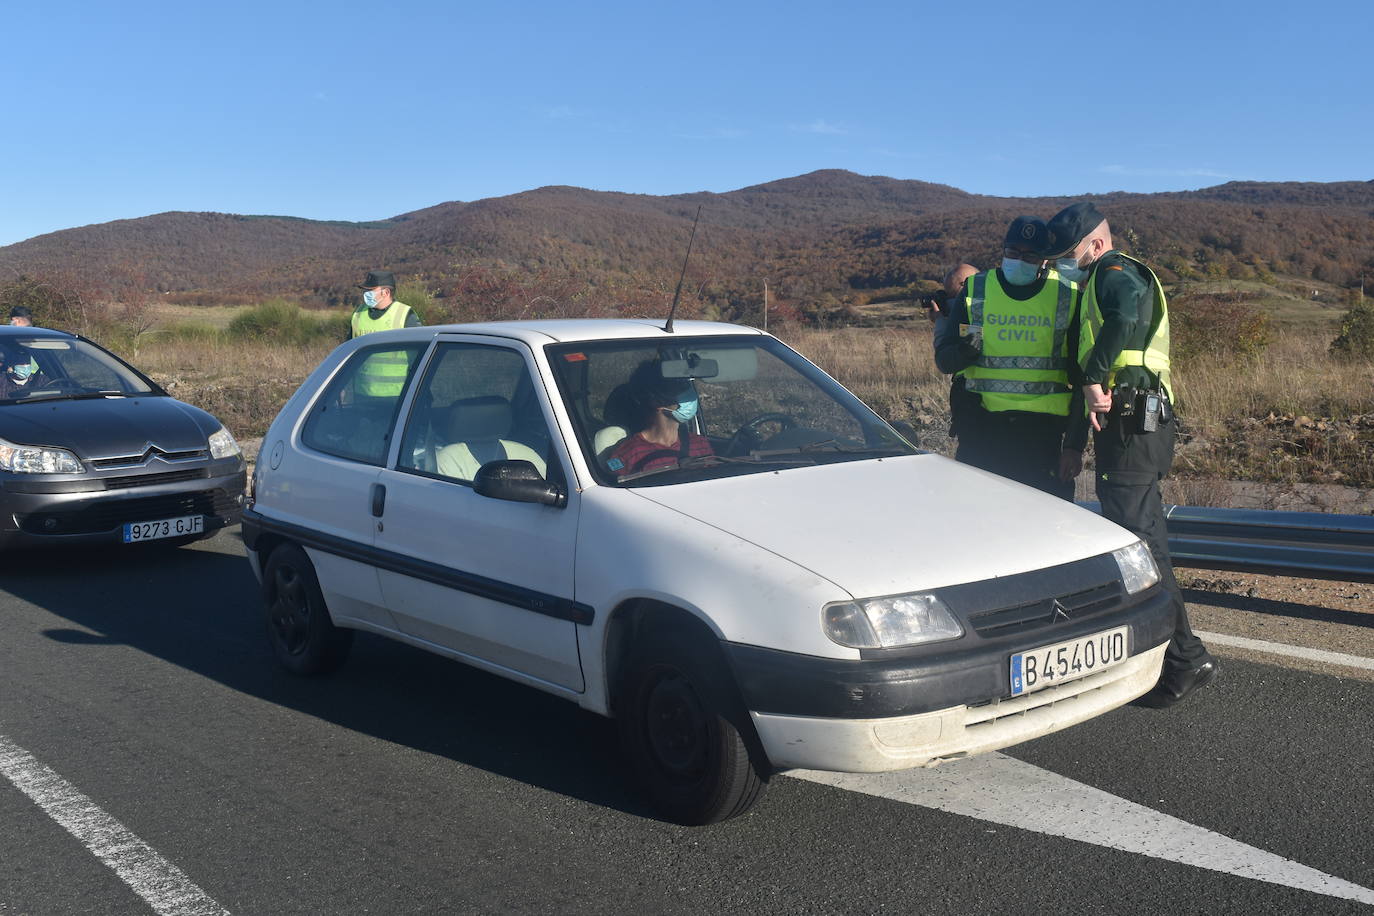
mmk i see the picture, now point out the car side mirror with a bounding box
[473,460,566,508]
[889,420,920,448]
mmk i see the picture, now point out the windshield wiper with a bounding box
[16,389,131,403]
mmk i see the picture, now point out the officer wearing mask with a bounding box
[348,269,421,340]
[1046,202,1218,708]
[933,217,1079,498]
[348,269,422,399]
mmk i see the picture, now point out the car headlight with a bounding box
[0,436,85,474]
[1113,540,1160,594]
[823,592,964,649]
[208,426,242,459]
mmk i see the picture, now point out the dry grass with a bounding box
[106,309,1374,492]
[778,323,1374,489]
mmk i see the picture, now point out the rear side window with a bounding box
[301,342,427,465]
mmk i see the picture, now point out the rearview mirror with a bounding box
[660,357,719,379]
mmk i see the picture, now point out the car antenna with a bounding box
[663,205,702,334]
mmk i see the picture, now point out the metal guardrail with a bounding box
[1080,503,1374,583]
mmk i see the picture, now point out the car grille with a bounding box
[17,488,241,535]
[91,448,208,469]
[103,468,209,490]
[968,580,1124,638]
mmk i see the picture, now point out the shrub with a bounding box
[228,299,348,346]
[1169,291,1271,362]
[1330,300,1374,359]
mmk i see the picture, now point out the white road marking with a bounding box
[0,734,229,916]
[1196,629,1374,672]
[791,753,1374,905]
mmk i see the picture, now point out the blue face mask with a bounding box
[362,290,379,308]
[669,397,699,423]
[1001,257,1040,286]
[10,359,34,381]
[1054,259,1086,283]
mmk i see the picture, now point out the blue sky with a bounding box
[2,0,1369,247]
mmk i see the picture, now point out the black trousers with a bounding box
[955,407,1075,501]
[1093,412,1210,672]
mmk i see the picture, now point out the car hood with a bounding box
[630,454,1136,598]
[0,396,217,459]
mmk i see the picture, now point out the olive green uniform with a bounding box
[1070,250,1209,674]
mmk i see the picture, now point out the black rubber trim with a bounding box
[726,587,1172,719]
[242,508,594,625]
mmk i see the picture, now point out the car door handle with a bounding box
[370,483,386,518]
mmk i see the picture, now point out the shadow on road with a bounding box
[0,533,649,820]
[1181,587,1372,629]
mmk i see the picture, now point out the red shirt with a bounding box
[607,431,714,477]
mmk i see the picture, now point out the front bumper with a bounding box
[727,582,1174,772]
[752,641,1166,771]
[0,461,247,548]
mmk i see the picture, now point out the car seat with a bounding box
[436,396,547,482]
[593,383,636,463]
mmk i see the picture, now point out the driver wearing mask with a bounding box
[0,345,41,398]
[606,361,715,479]
[932,216,1082,498]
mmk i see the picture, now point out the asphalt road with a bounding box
[1,531,1371,915]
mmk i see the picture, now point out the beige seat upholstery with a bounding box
[593,425,628,461]
[435,396,547,483]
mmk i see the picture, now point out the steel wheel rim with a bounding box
[644,669,709,781]
[270,563,311,656]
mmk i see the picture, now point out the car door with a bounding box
[289,338,430,631]
[373,337,584,691]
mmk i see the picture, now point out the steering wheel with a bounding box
[725,412,796,455]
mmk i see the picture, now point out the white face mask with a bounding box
[1001,258,1040,286]
[362,290,379,308]
[1054,258,1086,283]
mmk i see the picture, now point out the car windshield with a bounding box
[546,334,918,486]
[0,337,159,405]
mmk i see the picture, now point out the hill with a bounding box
[1,171,1370,321]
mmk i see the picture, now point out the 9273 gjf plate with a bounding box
[123,515,204,543]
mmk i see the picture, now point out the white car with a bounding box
[243,319,1172,824]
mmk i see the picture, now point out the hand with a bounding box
[1058,449,1083,482]
[1083,384,1111,432]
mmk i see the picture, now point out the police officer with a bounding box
[348,269,422,399]
[1046,202,1218,707]
[349,269,421,339]
[934,217,1078,499]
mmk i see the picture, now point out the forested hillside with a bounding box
[1,171,1369,322]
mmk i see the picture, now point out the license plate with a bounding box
[123,515,204,543]
[1010,626,1129,696]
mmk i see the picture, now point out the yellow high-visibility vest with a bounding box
[350,302,413,397]
[1078,253,1172,396]
[962,270,1076,416]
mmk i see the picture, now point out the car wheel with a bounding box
[263,543,353,675]
[619,633,767,825]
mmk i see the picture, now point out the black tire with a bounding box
[618,632,768,825]
[263,543,353,675]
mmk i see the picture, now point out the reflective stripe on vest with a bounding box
[351,303,413,397]
[1078,253,1172,396]
[962,270,1075,415]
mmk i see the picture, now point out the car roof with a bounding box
[383,318,766,346]
[0,325,76,340]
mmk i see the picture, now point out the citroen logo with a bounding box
[1051,600,1071,623]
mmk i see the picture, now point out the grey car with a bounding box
[0,325,246,549]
